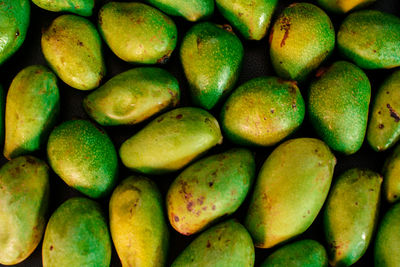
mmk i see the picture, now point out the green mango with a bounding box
[41,15,105,90]
[171,219,255,267]
[308,61,371,155]
[32,0,94,16]
[316,0,375,13]
[110,176,169,267]
[0,156,49,265]
[4,65,60,160]
[98,2,177,64]
[382,144,400,203]
[42,197,111,267]
[337,10,400,69]
[221,76,305,147]
[0,0,30,65]
[83,67,180,126]
[119,107,223,175]
[167,148,255,235]
[269,3,335,82]
[323,169,382,266]
[245,138,336,249]
[180,22,244,110]
[47,119,118,198]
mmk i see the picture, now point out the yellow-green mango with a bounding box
[41,15,105,90]
[245,138,336,248]
[323,169,382,266]
[0,84,4,146]
[4,65,60,160]
[0,156,49,265]
[83,67,180,126]
[382,143,400,203]
[145,0,214,21]
[316,0,376,14]
[32,0,94,16]
[119,107,223,175]
[171,219,255,267]
[109,176,169,267]
[167,148,255,235]
[98,2,177,64]
[42,197,111,267]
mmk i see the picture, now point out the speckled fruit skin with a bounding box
[32,0,94,16]
[119,107,223,175]
[269,3,335,82]
[221,76,305,147]
[245,138,336,249]
[167,148,255,235]
[83,67,180,126]
[41,14,105,90]
[145,0,214,21]
[180,22,244,110]
[47,120,118,198]
[0,156,49,265]
[382,144,400,203]
[171,219,255,267]
[308,61,371,155]
[317,0,376,14]
[323,169,382,267]
[109,176,169,267]
[4,65,60,160]
[337,10,400,69]
[98,2,177,64]
[42,197,111,267]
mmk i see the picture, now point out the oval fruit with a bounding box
[317,0,376,14]
[382,144,400,203]
[32,0,94,16]
[145,0,214,21]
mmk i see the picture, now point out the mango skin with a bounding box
[171,219,255,267]
[269,3,335,82]
[83,67,180,126]
[42,14,105,90]
[167,148,255,235]
[308,61,371,155]
[245,138,336,249]
[4,65,60,160]
[32,0,94,16]
[0,156,49,265]
[382,144,400,203]
[180,22,244,110]
[0,84,4,147]
[221,76,305,147]
[119,107,223,175]
[47,120,118,198]
[98,2,177,64]
[109,176,169,267]
[317,0,375,14]
[42,197,111,267]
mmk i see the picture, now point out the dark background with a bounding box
[1,0,400,266]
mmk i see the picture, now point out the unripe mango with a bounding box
[317,0,376,14]
[32,0,94,16]
[382,143,400,203]
[145,0,214,21]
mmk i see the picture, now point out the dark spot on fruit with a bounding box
[373,49,377,53]
[238,12,243,17]
[50,246,53,251]
[212,205,216,210]
[394,195,398,198]
[26,157,36,164]
[279,17,291,47]
[379,124,384,129]
[387,104,400,122]
[316,67,330,78]
[176,114,183,119]
[157,54,170,64]
[174,216,179,222]
[157,117,164,123]
[269,28,274,44]
[355,202,358,206]
[378,111,382,114]
[204,118,211,123]
[209,181,214,187]
[77,41,83,46]
[387,91,390,94]
[187,201,194,211]
[222,24,233,32]
[270,109,275,114]
[197,197,204,205]
[207,240,211,248]
[15,30,20,37]
[292,103,297,109]
[369,188,374,192]
[279,61,283,64]
[307,210,310,214]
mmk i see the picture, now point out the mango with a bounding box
[180,22,244,110]
[269,3,335,82]
[0,156,49,265]
[167,148,255,235]
[171,219,254,267]
[47,119,118,198]
[83,67,180,126]
[0,84,4,146]
[308,61,371,155]
[317,0,375,13]
[32,0,94,16]
[98,2,177,64]
[245,138,336,248]
[109,176,169,267]
[221,76,305,147]
[41,14,105,90]
[119,107,223,175]
[4,65,60,160]
[382,144,400,203]
[42,197,111,267]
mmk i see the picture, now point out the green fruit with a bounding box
[269,3,335,82]
[110,176,169,267]
[317,0,375,14]
[4,65,60,160]
[245,138,336,248]
[323,169,382,266]
[83,67,180,126]
[0,84,4,146]
[337,10,400,69]
[180,22,244,110]
[308,61,371,155]
[41,14,105,90]
[42,197,111,267]
[167,148,255,235]
[171,219,255,267]
[32,0,94,16]
[0,156,49,265]
[382,144,400,203]
[119,107,223,175]
[98,2,177,64]
[47,120,118,198]
[221,76,305,147]
[144,0,214,21]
